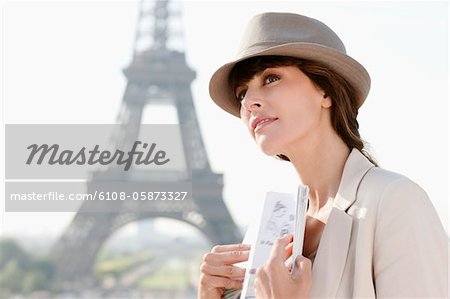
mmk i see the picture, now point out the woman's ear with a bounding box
[321,94,332,108]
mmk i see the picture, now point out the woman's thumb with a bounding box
[294,255,312,278]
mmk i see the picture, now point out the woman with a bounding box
[199,12,447,298]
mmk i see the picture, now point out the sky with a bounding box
[1,0,448,242]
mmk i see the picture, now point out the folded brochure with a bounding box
[235,185,309,299]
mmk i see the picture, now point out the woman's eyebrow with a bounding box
[262,67,283,73]
[234,67,281,91]
[257,67,281,78]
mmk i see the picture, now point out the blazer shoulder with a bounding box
[356,166,430,211]
[358,168,447,240]
[362,166,418,189]
[361,166,427,197]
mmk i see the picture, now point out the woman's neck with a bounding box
[285,131,350,217]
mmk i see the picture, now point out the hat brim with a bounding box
[209,42,371,117]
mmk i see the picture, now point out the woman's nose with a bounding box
[241,88,263,111]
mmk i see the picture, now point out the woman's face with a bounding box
[236,65,332,157]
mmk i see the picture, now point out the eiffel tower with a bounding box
[51,0,241,289]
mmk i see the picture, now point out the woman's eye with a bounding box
[264,74,280,85]
[236,90,247,102]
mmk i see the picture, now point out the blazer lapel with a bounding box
[310,149,374,298]
[310,207,353,297]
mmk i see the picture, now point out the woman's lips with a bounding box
[254,118,278,133]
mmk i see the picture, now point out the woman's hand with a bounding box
[198,243,251,299]
[255,234,312,299]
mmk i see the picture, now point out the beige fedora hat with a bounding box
[209,12,371,117]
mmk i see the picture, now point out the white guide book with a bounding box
[237,185,309,299]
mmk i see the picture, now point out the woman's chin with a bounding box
[256,138,282,156]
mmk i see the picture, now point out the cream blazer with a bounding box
[309,149,448,298]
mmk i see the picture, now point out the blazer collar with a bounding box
[310,148,374,297]
[333,148,375,212]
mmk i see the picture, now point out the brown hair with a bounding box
[229,55,378,166]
